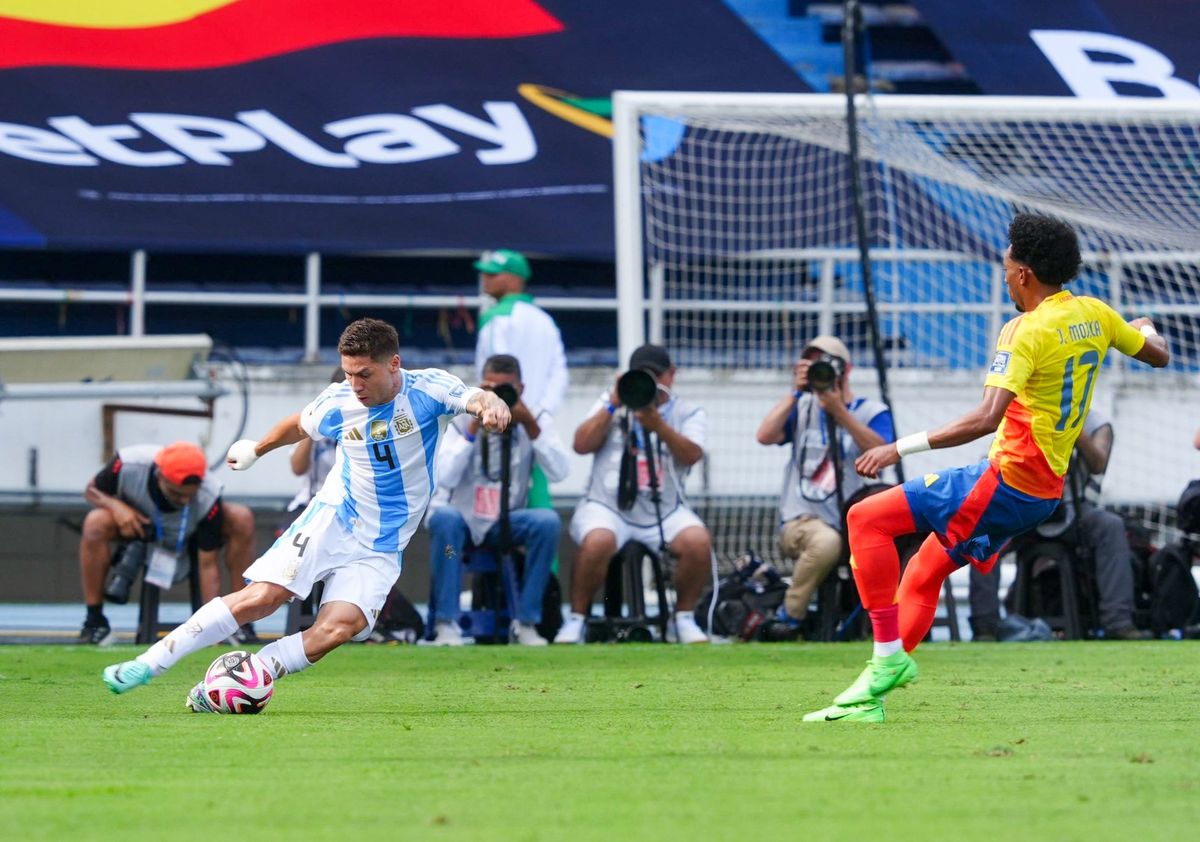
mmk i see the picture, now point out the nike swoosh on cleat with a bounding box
[824,710,855,721]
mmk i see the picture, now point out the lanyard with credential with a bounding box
[152,503,190,554]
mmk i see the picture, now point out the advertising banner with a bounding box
[0,0,806,255]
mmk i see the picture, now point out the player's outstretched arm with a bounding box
[465,389,511,434]
[855,387,1014,479]
[227,412,306,471]
[1128,317,1169,368]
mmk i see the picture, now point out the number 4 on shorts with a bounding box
[292,532,310,557]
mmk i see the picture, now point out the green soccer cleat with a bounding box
[185,681,218,713]
[102,660,152,694]
[802,700,885,723]
[833,650,918,706]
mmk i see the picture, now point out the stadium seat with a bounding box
[586,541,670,643]
[1010,542,1092,640]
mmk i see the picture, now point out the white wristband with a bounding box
[1139,324,1158,338]
[895,431,931,458]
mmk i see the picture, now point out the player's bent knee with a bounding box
[846,500,872,536]
[224,581,290,620]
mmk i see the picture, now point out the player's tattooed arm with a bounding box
[466,389,512,433]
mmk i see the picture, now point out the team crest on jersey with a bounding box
[989,350,1011,375]
[393,412,415,436]
[369,420,389,441]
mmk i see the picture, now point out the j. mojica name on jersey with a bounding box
[0,102,537,167]
[1061,320,1103,344]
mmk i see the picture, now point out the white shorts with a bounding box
[569,501,706,550]
[244,501,399,642]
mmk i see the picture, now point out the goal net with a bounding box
[613,93,1200,564]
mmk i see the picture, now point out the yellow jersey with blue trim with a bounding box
[983,290,1144,499]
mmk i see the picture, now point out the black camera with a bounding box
[491,382,519,408]
[806,353,845,393]
[104,541,149,605]
[616,368,658,409]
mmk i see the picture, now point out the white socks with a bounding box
[873,639,904,658]
[257,632,312,680]
[137,598,239,676]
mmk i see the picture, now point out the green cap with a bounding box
[474,248,531,280]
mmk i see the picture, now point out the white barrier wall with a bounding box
[2,364,1197,509]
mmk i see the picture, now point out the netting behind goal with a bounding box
[614,94,1200,563]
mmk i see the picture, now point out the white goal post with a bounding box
[612,92,1200,561]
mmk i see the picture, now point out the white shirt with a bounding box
[475,294,568,415]
[430,411,571,544]
[300,369,480,555]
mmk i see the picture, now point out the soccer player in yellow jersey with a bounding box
[805,213,1169,723]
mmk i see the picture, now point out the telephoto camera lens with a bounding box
[616,368,657,409]
[806,359,837,392]
[104,541,149,605]
[492,382,519,408]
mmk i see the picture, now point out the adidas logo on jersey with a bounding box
[345,428,364,441]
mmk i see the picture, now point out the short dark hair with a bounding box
[483,353,522,380]
[337,318,399,360]
[1009,213,1081,287]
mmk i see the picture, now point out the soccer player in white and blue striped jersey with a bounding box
[102,318,511,706]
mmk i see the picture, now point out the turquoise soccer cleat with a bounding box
[102,660,152,694]
[802,700,885,723]
[833,650,918,706]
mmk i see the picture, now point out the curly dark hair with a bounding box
[1008,213,1081,287]
[337,318,399,360]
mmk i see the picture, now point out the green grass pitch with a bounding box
[2,642,1196,841]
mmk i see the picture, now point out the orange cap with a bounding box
[154,442,207,485]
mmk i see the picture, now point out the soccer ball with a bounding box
[203,650,274,714]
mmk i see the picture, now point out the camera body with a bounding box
[805,352,845,393]
[491,382,519,408]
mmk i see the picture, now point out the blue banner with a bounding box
[0,0,807,255]
[916,0,1200,98]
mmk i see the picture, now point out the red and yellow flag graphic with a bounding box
[0,0,563,70]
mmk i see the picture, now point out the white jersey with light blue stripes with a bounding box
[299,369,480,556]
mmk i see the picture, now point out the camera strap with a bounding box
[617,410,638,511]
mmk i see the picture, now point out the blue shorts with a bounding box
[901,460,1059,569]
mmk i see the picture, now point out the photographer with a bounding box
[424,354,570,646]
[756,336,894,630]
[558,344,711,644]
[78,441,256,645]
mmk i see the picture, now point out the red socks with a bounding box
[846,486,916,613]
[898,534,959,652]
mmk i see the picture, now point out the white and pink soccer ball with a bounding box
[203,650,274,714]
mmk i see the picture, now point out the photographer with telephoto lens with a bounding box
[756,336,895,635]
[558,344,713,644]
[423,354,570,646]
